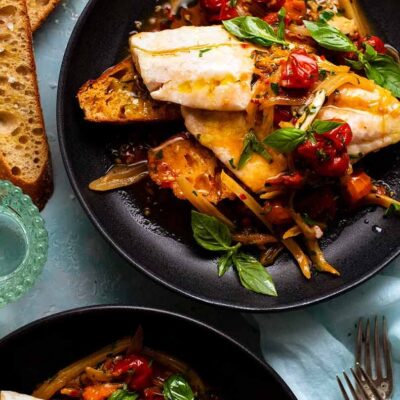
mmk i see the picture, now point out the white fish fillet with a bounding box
[129,26,255,111]
[182,107,287,192]
[1,393,39,400]
[318,77,400,157]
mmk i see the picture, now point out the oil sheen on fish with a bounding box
[129,26,255,111]
[181,107,287,193]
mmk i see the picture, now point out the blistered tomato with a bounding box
[361,35,386,54]
[264,201,292,225]
[280,49,319,90]
[296,122,353,177]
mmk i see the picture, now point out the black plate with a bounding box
[58,0,400,311]
[0,306,296,399]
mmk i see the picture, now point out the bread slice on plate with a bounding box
[27,0,61,32]
[77,58,181,123]
[0,0,53,209]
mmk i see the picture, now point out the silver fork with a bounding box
[337,364,384,400]
[356,317,393,399]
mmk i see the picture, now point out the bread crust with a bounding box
[0,0,53,209]
[77,58,182,124]
[27,0,61,32]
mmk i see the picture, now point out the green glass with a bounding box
[0,180,48,307]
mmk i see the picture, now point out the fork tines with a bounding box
[356,317,393,398]
[337,365,384,400]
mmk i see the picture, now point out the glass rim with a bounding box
[0,180,48,307]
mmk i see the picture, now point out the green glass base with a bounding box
[0,181,48,306]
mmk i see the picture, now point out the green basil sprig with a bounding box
[163,375,195,400]
[303,21,400,98]
[223,15,288,47]
[304,20,357,52]
[108,389,139,400]
[191,211,277,296]
[238,129,272,170]
[264,120,344,153]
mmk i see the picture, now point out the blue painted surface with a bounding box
[0,2,399,399]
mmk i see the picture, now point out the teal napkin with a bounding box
[255,258,399,399]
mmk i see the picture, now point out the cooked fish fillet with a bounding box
[129,25,255,111]
[1,392,39,400]
[319,77,400,157]
[182,107,287,192]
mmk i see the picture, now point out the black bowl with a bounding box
[0,306,296,399]
[58,0,400,311]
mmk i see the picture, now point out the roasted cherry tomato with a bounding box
[264,200,292,225]
[361,35,386,54]
[200,0,222,12]
[111,355,153,391]
[201,0,238,21]
[266,171,305,188]
[296,122,353,177]
[341,171,373,204]
[280,49,319,90]
[284,0,306,22]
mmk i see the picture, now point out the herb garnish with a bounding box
[191,211,277,296]
[229,0,237,7]
[223,14,288,48]
[271,82,280,95]
[264,120,344,153]
[238,129,272,169]
[198,48,212,57]
[304,20,400,98]
[163,375,195,400]
[108,389,139,400]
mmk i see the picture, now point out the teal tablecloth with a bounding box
[0,2,398,399]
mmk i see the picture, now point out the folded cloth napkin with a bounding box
[255,258,400,400]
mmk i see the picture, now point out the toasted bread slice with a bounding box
[27,0,61,32]
[77,58,181,123]
[0,0,52,209]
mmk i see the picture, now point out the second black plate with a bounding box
[58,0,400,311]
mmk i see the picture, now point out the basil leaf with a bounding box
[277,7,286,41]
[191,211,232,251]
[163,375,195,400]
[218,251,234,277]
[233,253,277,296]
[368,54,400,98]
[238,130,271,169]
[108,390,139,400]
[264,128,306,153]
[364,43,378,62]
[364,62,385,86]
[223,16,288,47]
[222,17,249,39]
[319,10,335,22]
[311,120,344,134]
[346,58,364,70]
[238,132,253,170]
[385,203,400,217]
[304,20,357,52]
[229,0,237,7]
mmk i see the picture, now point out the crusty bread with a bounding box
[0,0,52,209]
[77,58,181,123]
[27,0,61,32]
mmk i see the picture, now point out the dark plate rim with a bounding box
[57,0,399,312]
[0,305,297,399]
